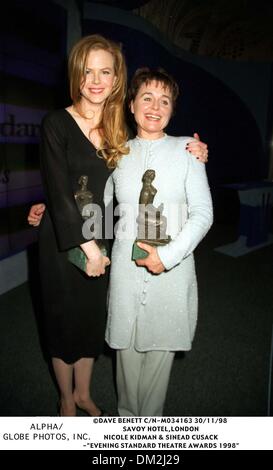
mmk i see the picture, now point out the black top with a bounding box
[39,109,111,363]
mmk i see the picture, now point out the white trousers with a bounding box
[116,343,175,416]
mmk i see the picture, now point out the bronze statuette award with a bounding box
[132,169,171,260]
[67,175,107,272]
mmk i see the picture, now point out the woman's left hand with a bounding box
[186,133,208,163]
[135,242,165,274]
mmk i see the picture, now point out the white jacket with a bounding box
[105,135,213,351]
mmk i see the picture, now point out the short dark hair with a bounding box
[127,67,179,108]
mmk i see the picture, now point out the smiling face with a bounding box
[80,49,117,108]
[130,80,173,140]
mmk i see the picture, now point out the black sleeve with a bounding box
[40,112,88,251]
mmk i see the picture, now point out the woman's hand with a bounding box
[135,242,165,274]
[27,203,46,226]
[86,255,110,277]
[81,240,110,277]
[186,133,208,163]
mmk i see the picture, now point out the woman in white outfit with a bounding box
[105,68,213,416]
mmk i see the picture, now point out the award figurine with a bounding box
[67,175,107,272]
[132,169,171,260]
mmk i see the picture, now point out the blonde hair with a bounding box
[68,34,129,168]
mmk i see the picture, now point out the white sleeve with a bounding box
[157,156,213,270]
